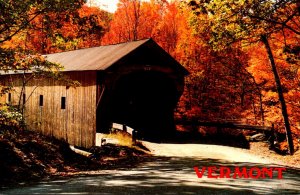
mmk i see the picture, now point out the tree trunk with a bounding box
[245,69,265,125]
[132,0,141,41]
[261,34,294,155]
[259,92,265,126]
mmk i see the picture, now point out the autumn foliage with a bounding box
[2,5,111,54]
[1,0,299,152]
[101,0,300,151]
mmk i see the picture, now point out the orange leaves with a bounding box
[102,0,159,44]
[2,5,110,54]
[2,1,299,137]
[152,2,180,54]
[101,0,186,52]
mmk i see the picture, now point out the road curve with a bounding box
[1,143,300,195]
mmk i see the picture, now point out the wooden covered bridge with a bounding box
[0,39,189,148]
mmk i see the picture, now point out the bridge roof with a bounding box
[1,39,189,76]
[46,39,189,75]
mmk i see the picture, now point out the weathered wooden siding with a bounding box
[0,92,6,104]
[0,71,97,148]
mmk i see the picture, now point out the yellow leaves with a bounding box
[225,22,238,32]
[263,90,278,100]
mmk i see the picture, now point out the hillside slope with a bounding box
[0,129,148,186]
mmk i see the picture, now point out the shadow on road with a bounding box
[141,131,251,149]
[1,156,300,195]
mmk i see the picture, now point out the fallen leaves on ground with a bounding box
[0,129,149,187]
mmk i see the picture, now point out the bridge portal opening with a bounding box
[111,71,179,140]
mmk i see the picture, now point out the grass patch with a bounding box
[106,131,133,146]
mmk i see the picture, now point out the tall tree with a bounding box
[2,5,111,54]
[0,0,85,44]
[187,0,299,154]
[107,0,142,42]
[102,0,165,44]
[0,0,85,116]
[0,0,86,69]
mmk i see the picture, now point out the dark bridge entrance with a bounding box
[111,71,179,140]
[94,39,189,140]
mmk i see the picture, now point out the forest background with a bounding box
[0,0,299,154]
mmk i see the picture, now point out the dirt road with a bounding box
[1,143,300,195]
[143,142,270,163]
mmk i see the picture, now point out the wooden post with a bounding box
[110,122,114,133]
[132,130,137,144]
[123,124,127,132]
[269,123,275,150]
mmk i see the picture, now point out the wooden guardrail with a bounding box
[176,119,276,148]
[176,120,273,131]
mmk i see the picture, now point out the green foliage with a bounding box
[0,105,23,130]
[0,1,85,125]
[0,47,62,72]
[0,47,66,90]
[187,0,299,50]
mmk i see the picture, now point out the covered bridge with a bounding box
[0,39,189,148]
